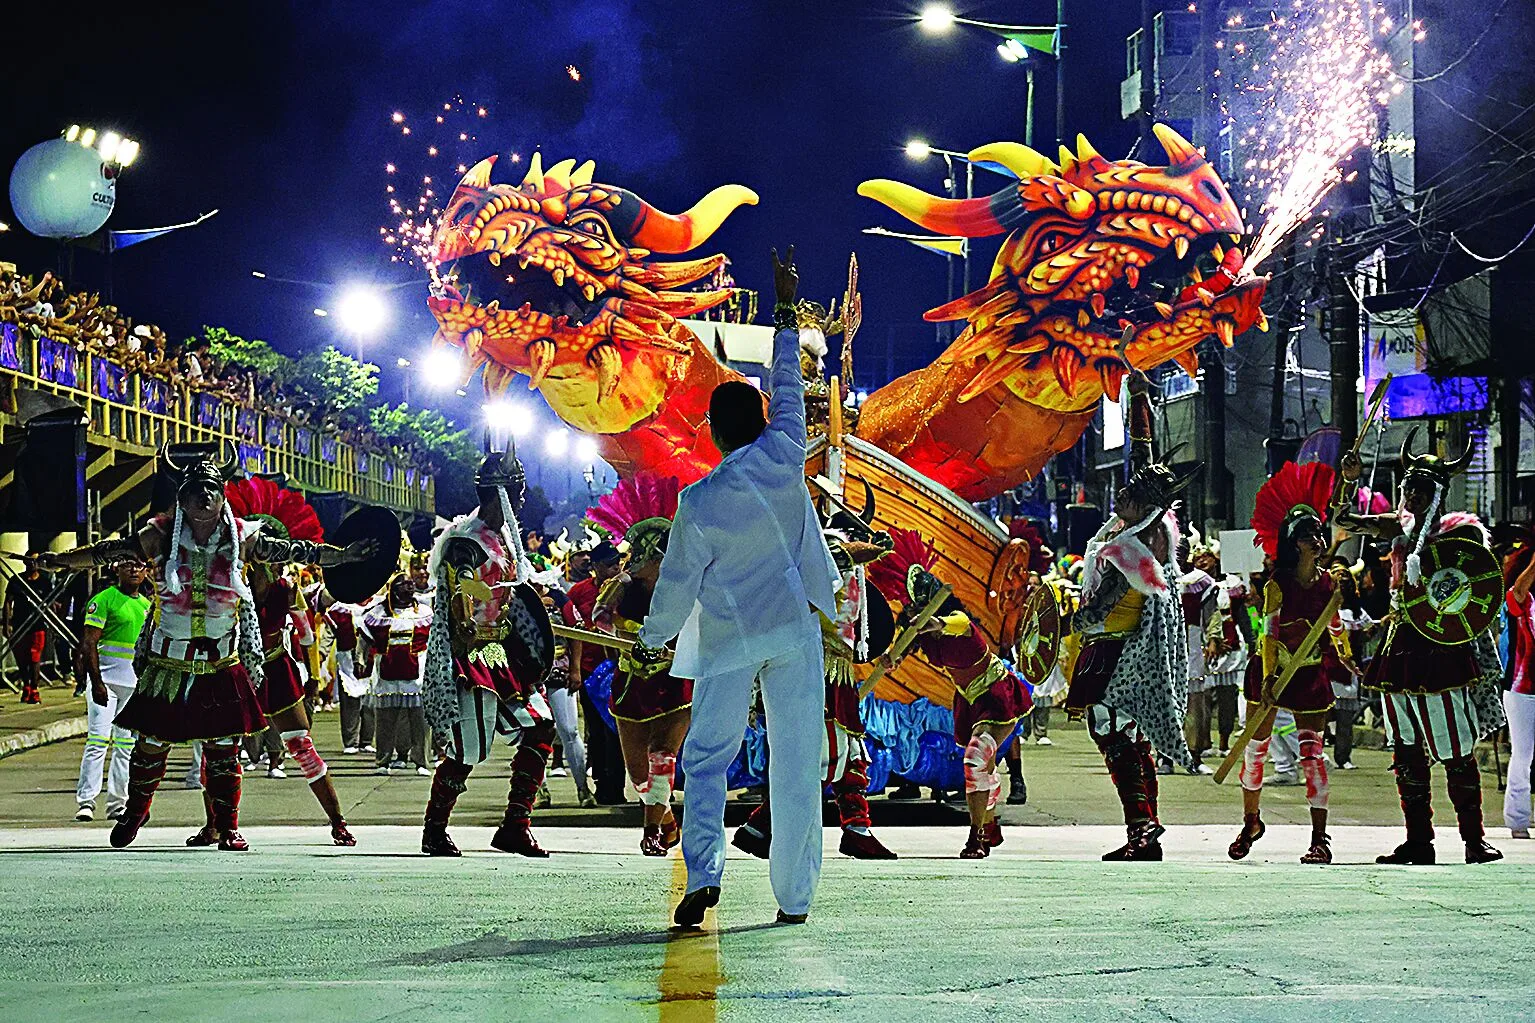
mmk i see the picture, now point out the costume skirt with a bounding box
[455,651,534,705]
[1243,657,1334,713]
[118,661,265,743]
[259,654,307,716]
[953,667,1030,740]
[609,668,692,723]
[1064,637,1125,713]
[1365,621,1477,695]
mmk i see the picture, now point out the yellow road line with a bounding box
[658,851,721,1021]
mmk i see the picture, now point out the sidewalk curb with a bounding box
[0,715,88,759]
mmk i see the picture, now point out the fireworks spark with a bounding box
[566,64,581,81]
[378,96,492,267]
[1231,0,1394,272]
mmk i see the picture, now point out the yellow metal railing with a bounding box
[0,321,433,516]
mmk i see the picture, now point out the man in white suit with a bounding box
[636,247,839,927]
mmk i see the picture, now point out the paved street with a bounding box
[0,824,1532,1021]
[2,696,1531,1020]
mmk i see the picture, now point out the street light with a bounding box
[918,4,956,34]
[335,285,390,337]
[421,347,462,389]
[904,139,933,160]
[483,400,533,437]
[573,435,600,465]
[544,428,571,458]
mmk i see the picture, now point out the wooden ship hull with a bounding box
[807,432,1010,708]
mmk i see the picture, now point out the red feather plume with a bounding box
[224,477,324,543]
[1007,519,1054,574]
[867,526,938,602]
[586,472,681,542]
[1251,461,1335,558]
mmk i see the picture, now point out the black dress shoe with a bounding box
[1376,840,1435,865]
[673,886,720,928]
[421,827,461,857]
[775,909,808,924]
[731,825,770,859]
[1465,839,1503,864]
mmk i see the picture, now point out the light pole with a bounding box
[904,141,977,342]
[916,3,1066,146]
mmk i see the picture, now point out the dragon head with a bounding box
[427,154,757,431]
[859,124,1269,412]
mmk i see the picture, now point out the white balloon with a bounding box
[8,138,117,239]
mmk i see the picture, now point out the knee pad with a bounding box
[280,729,328,781]
[1240,737,1271,792]
[963,733,1000,796]
[1297,729,1329,809]
[642,751,676,807]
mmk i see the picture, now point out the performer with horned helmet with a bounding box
[734,480,899,862]
[41,446,376,851]
[1228,462,1357,864]
[871,528,1032,859]
[185,477,365,848]
[421,449,557,858]
[584,472,693,856]
[1336,430,1506,864]
[1063,372,1196,862]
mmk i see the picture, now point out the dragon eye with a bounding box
[1039,231,1070,255]
[569,214,613,242]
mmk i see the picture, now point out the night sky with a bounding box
[0,0,1145,428]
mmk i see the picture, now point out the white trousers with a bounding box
[681,628,826,916]
[548,687,589,795]
[75,680,137,810]
[1504,690,1535,831]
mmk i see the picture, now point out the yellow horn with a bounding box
[571,159,596,186]
[521,151,544,188]
[544,158,577,191]
[967,142,1058,179]
[1075,133,1103,164]
[1057,145,1076,173]
[1152,123,1200,165]
[457,156,496,190]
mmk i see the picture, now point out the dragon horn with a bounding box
[967,142,1058,179]
[857,179,1009,238]
[521,152,544,188]
[544,158,577,192]
[571,159,596,186]
[1152,123,1201,166]
[456,156,496,191]
[610,185,759,254]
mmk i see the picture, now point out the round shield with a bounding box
[501,581,556,686]
[856,585,896,664]
[1402,534,1501,645]
[1016,582,1062,682]
[323,505,402,604]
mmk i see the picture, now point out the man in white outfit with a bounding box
[637,247,838,927]
[74,558,151,821]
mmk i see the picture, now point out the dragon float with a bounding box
[423,125,1268,709]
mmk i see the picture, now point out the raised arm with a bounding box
[763,246,807,461]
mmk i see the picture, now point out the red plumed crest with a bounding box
[586,472,681,542]
[1251,461,1335,558]
[224,477,324,543]
[1007,518,1054,574]
[867,526,938,601]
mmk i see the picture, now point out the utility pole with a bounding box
[1055,0,1067,147]
[1198,0,1230,528]
[1138,0,1156,152]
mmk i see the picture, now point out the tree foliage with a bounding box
[194,326,293,384]
[290,346,379,415]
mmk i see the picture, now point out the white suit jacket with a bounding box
[638,326,839,678]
